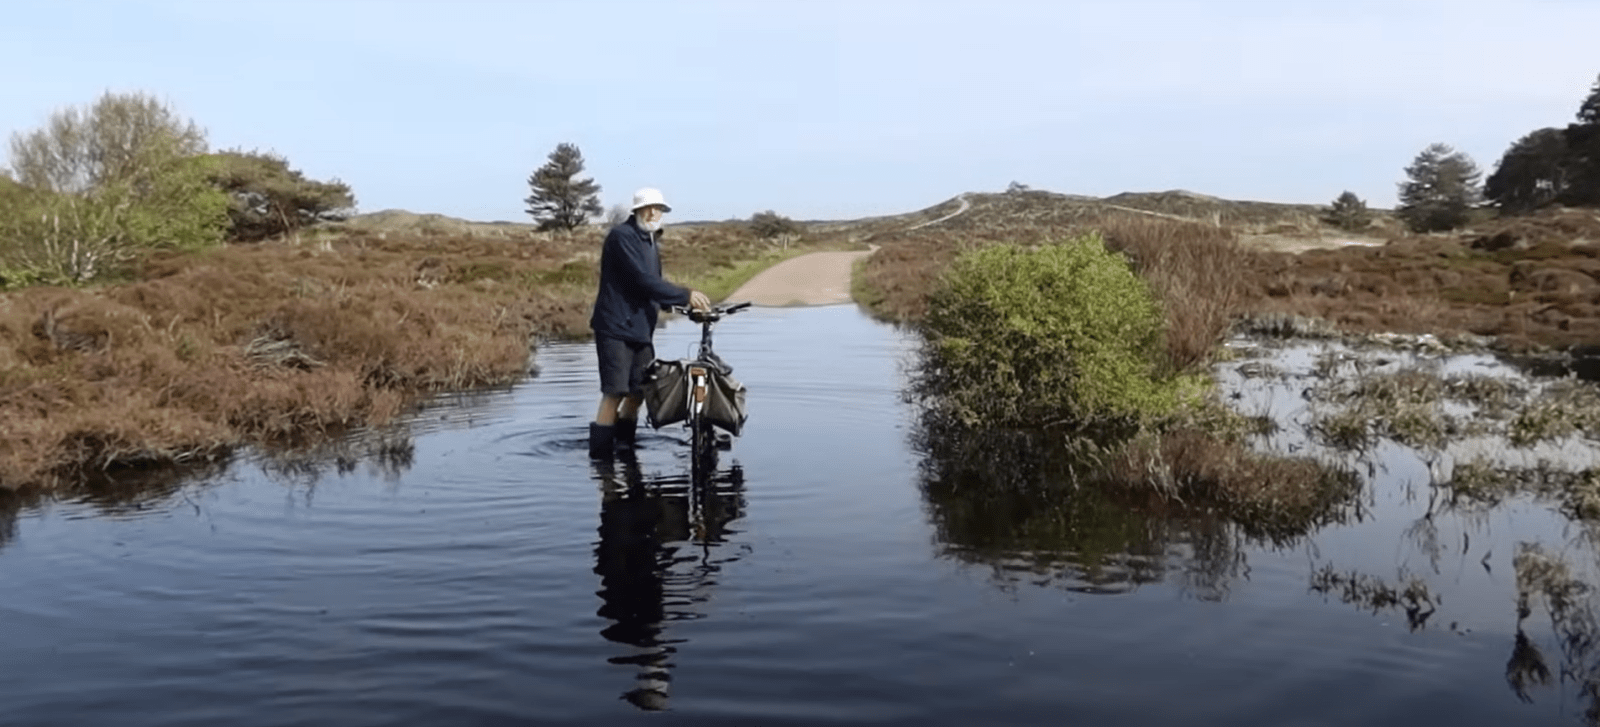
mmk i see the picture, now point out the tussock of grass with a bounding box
[1303,365,1600,454]
[1446,459,1600,519]
[1509,380,1600,447]
[1093,427,1361,541]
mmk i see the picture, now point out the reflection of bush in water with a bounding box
[252,430,417,487]
[916,422,1359,597]
[1308,564,1439,630]
[0,491,22,549]
[0,455,236,553]
[1512,543,1600,723]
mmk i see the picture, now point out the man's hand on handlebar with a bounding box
[670,300,753,320]
[689,290,711,311]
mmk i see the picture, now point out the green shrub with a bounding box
[0,158,227,283]
[914,236,1188,430]
[207,149,355,241]
[1,91,229,283]
[749,210,803,240]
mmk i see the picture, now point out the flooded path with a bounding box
[0,305,1596,726]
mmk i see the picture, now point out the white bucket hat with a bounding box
[630,188,671,213]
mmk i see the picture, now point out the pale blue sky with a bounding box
[3,0,1598,222]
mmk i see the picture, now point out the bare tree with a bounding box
[8,91,207,194]
[605,202,631,227]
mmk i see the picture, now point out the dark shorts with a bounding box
[596,336,655,397]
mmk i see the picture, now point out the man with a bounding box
[589,188,710,458]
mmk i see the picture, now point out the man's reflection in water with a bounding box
[592,449,746,712]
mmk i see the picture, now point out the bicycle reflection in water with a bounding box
[590,448,748,712]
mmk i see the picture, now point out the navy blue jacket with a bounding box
[589,216,690,343]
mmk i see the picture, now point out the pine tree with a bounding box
[1323,191,1372,231]
[524,143,602,231]
[1485,128,1570,215]
[1396,143,1481,233]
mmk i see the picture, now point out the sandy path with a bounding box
[725,249,875,306]
[906,193,971,230]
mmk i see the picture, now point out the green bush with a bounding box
[1,91,228,283]
[0,156,227,282]
[207,149,355,241]
[914,237,1189,430]
[749,210,802,240]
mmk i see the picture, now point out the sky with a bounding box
[2,0,1598,223]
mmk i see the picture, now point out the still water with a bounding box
[1,305,1596,726]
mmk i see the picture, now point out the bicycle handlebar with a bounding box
[671,301,753,322]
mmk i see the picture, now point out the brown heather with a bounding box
[859,194,1600,360]
[0,222,848,491]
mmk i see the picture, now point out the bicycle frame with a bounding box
[669,302,750,467]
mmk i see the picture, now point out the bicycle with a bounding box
[644,301,753,471]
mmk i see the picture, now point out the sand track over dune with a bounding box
[725,249,875,306]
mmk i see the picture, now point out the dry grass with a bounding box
[1300,365,1600,455]
[858,208,1254,373]
[1093,427,1360,541]
[1098,217,1250,371]
[1447,460,1600,520]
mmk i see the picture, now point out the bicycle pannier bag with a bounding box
[641,359,748,435]
[642,359,689,429]
[703,367,747,436]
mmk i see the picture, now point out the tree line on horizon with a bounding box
[1328,73,1600,234]
[6,76,1599,288]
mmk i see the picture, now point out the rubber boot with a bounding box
[614,418,639,450]
[589,422,614,459]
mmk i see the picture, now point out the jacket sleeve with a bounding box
[607,228,690,307]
